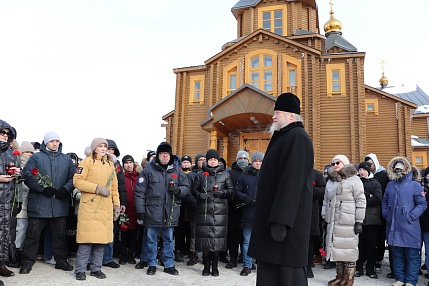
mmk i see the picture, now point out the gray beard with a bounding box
[269,122,282,135]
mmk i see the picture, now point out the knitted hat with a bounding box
[195,153,205,162]
[19,141,35,154]
[236,150,249,160]
[181,155,192,164]
[274,93,301,115]
[146,150,156,161]
[122,155,134,165]
[156,142,172,156]
[43,131,60,144]
[252,152,264,162]
[358,161,372,175]
[332,154,350,165]
[90,137,108,153]
[206,149,220,161]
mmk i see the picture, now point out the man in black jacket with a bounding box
[248,93,314,286]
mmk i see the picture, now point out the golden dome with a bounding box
[379,73,389,88]
[324,9,342,34]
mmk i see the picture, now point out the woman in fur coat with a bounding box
[321,154,366,286]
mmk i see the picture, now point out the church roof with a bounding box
[391,85,429,107]
[325,32,357,52]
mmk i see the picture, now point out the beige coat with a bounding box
[321,164,366,262]
[73,154,119,244]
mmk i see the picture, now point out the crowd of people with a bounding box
[1,92,429,286]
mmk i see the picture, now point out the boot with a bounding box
[328,262,345,286]
[202,252,211,276]
[341,262,356,286]
[187,251,198,266]
[211,252,219,277]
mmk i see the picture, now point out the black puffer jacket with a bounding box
[234,166,258,228]
[192,164,234,252]
[360,176,382,225]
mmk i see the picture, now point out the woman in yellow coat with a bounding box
[73,138,120,281]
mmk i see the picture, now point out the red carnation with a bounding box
[31,168,38,176]
[204,172,209,176]
[12,150,20,156]
[171,174,177,179]
[120,223,129,231]
[312,181,316,186]
[319,248,326,257]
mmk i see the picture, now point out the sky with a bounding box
[1,0,428,161]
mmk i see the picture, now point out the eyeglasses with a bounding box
[331,161,341,166]
[0,130,10,137]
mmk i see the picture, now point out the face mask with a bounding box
[237,159,248,169]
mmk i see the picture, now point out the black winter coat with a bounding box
[361,176,382,225]
[192,164,234,252]
[311,169,325,236]
[248,121,314,267]
[235,166,259,228]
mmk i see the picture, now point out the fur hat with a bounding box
[206,149,220,161]
[387,156,412,181]
[274,93,301,115]
[332,154,350,165]
[358,161,372,175]
[43,131,60,144]
[252,152,264,162]
[19,141,35,154]
[146,150,156,161]
[236,150,249,160]
[156,142,172,156]
[122,155,134,165]
[181,155,192,164]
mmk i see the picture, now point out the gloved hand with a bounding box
[55,187,69,200]
[354,222,363,235]
[43,187,56,197]
[321,219,327,230]
[96,185,110,197]
[213,190,225,198]
[197,192,209,200]
[168,185,181,195]
[113,206,120,221]
[270,223,287,242]
[243,196,255,207]
[16,202,22,214]
[137,213,144,225]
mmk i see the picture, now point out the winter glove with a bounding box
[354,222,363,235]
[42,187,56,197]
[137,213,144,225]
[113,206,120,221]
[95,185,110,197]
[168,185,181,195]
[55,187,69,200]
[242,196,255,207]
[197,192,209,200]
[213,190,225,198]
[321,219,327,230]
[270,223,287,242]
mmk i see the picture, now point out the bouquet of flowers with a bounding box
[31,168,53,188]
[168,174,178,226]
[203,172,209,220]
[119,213,129,231]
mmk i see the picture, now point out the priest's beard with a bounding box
[269,122,285,135]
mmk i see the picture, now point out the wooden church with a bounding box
[162,0,427,171]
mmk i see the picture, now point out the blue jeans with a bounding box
[146,227,174,268]
[242,227,253,268]
[102,242,114,264]
[392,246,420,285]
[139,229,148,262]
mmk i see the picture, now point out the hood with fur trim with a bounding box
[327,164,358,182]
[386,156,412,181]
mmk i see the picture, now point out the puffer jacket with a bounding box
[73,153,120,244]
[192,164,234,252]
[234,166,258,228]
[23,141,75,218]
[322,164,366,262]
[134,160,190,228]
[382,156,427,249]
[361,176,382,225]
